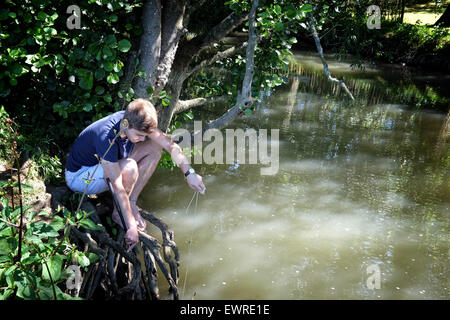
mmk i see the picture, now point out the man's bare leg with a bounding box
[111,158,139,230]
[128,140,163,230]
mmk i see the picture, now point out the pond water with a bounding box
[140,52,449,299]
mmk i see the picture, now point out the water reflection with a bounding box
[140,52,449,300]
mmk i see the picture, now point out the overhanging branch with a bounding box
[186,40,248,77]
[198,0,259,134]
[197,11,248,56]
[308,15,355,100]
[174,94,232,114]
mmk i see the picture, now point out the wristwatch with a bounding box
[184,168,195,178]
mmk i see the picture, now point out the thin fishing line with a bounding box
[181,191,199,299]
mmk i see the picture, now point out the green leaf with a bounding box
[184,112,194,120]
[300,4,313,13]
[16,277,38,299]
[76,253,90,267]
[161,98,170,107]
[43,27,57,36]
[0,237,17,255]
[48,216,65,232]
[27,210,37,222]
[103,61,114,72]
[4,265,16,288]
[104,94,112,103]
[78,69,94,91]
[102,46,113,58]
[0,288,14,300]
[21,252,41,265]
[118,39,131,52]
[29,221,59,238]
[95,86,105,95]
[11,64,24,75]
[104,35,117,47]
[273,5,281,15]
[107,73,119,84]
[275,22,284,32]
[41,254,65,282]
[94,69,105,80]
[35,282,54,300]
[86,252,99,264]
[79,218,104,231]
[37,11,47,21]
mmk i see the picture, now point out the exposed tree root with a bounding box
[51,187,180,300]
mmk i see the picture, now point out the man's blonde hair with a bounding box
[124,98,158,133]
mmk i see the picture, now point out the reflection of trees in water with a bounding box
[288,58,450,110]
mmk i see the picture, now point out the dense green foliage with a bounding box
[0,198,103,300]
[0,0,142,142]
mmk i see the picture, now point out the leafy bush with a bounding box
[0,197,103,300]
[0,0,143,144]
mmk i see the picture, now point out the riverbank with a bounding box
[294,19,450,73]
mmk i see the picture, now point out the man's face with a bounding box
[126,128,150,143]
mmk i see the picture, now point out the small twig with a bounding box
[0,217,20,229]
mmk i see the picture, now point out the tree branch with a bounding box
[199,0,259,133]
[174,94,232,114]
[308,15,355,100]
[186,40,248,77]
[198,11,248,56]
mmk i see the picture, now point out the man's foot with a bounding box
[130,202,147,231]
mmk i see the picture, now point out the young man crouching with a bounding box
[65,98,205,251]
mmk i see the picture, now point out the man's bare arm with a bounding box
[149,129,205,192]
[148,129,191,173]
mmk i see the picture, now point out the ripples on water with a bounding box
[140,52,449,300]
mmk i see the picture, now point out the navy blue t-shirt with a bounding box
[66,111,134,172]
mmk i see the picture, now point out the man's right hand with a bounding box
[125,223,139,252]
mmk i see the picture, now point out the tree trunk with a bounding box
[153,0,186,96]
[132,0,250,133]
[157,68,187,132]
[400,0,406,23]
[134,0,162,98]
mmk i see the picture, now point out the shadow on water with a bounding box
[140,51,449,300]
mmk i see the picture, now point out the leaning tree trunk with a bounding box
[131,0,250,133]
[434,5,450,27]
